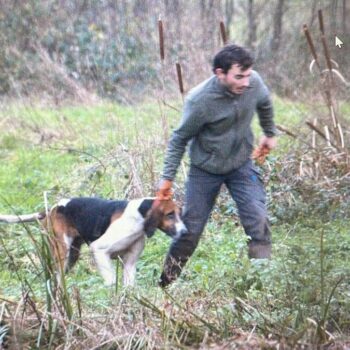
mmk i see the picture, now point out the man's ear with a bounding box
[215,68,224,77]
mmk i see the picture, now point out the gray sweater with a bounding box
[162,70,276,180]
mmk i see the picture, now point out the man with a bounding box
[158,44,277,288]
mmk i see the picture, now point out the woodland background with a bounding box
[0,0,348,102]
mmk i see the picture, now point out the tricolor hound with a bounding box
[0,197,187,286]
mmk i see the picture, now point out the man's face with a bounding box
[215,64,252,94]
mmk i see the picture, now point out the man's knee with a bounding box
[241,206,269,235]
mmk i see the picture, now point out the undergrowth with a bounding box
[1,100,350,349]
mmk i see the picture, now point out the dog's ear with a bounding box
[138,199,160,238]
[144,213,159,237]
[138,199,153,217]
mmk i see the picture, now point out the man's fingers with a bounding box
[252,145,270,164]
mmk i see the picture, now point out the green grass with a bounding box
[1,100,350,348]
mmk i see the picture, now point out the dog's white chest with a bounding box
[90,201,145,254]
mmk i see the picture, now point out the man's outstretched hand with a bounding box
[157,179,173,200]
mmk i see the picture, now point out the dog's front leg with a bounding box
[123,260,136,286]
[122,236,145,286]
[91,218,143,286]
[91,249,116,286]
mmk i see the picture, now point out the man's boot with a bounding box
[248,242,271,259]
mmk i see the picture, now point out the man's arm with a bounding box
[253,77,277,163]
[257,94,276,138]
[162,99,205,181]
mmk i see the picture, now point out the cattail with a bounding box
[176,62,184,95]
[220,21,227,45]
[318,9,325,35]
[303,24,321,70]
[321,35,333,74]
[318,10,334,82]
[158,17,165,61]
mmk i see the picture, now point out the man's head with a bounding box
[213,44,254,94]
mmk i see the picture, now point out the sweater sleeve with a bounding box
[256,75,277,137]
[162,98,205,180]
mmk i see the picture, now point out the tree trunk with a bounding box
[309,0,319,27]
[271,0,285,52]
[342,0,347,33]
[330,0,339,35]
[225,0,234,43]
[247,0,257,49]
[108,0,118,40]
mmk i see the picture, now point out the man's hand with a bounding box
[259,135,277,150]
[157,179,173,200]
[252,136,277,164]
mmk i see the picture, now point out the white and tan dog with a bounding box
[0,197,187,286]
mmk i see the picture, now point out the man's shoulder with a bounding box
[248,70,270,97]
[186,76,216,103]
[249,70,264,86]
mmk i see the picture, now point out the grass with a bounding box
[1,99,350,349]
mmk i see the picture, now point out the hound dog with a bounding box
[0,197,187,286]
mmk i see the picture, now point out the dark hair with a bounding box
[212,44,254,74]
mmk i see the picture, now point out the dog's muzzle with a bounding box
[175,221,188,238]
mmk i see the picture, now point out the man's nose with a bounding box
[242,78,250,87]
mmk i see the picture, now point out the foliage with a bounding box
[0,1,157,100]
[0,1,348,101]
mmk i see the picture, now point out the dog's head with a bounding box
[138,198,187,238]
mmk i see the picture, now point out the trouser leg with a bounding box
[159,166,222,287]
[225,160,271,258]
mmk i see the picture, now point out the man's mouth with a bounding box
[235,88,245,93]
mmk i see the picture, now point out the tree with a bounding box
[271,0,285,52]
[247,0,257,49]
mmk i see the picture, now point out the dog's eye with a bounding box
[166,211,175,219]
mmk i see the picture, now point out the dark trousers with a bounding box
[160,160,271,287]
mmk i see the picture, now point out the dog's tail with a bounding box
[0,212,46,224]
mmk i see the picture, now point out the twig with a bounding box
[306,121,341,152]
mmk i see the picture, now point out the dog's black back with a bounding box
[57,197,128,243]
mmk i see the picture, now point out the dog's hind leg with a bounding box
[50,233,77,273]
[49,233,69,273]
[47,207,77,273]
[65,236,84,272]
